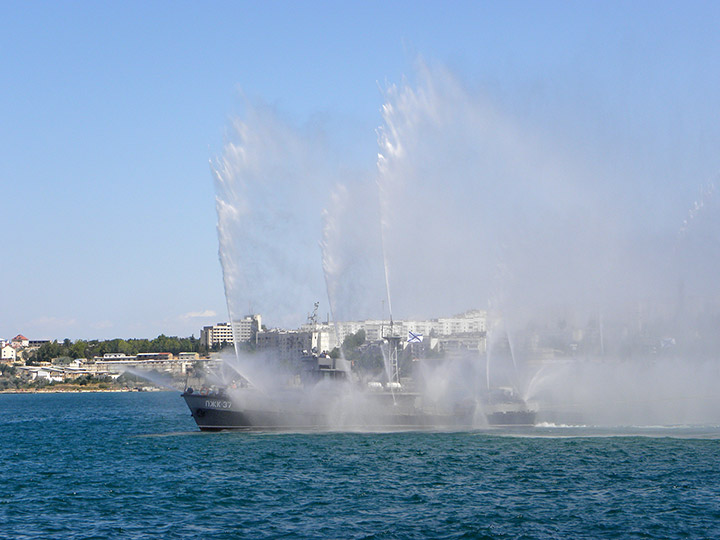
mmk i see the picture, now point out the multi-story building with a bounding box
[332,310,487,345]
[332,320,365,344]
[200,315,262,349]
[256,325,336,363]
[136,352,174,361]
[92,352,191,375]
[11,334,29,348]
[437,334,487,355]
[203,310,486,359]
[434,309,486,335]
[1,344,16,362]
[232,315,262,343]
[298,323,337,353]
[97,352,135,361]
[200,322,234,349]
[256,329,312,363]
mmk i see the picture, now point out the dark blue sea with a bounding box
[1,392,719,539]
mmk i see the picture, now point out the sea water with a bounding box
[1,392,719,539]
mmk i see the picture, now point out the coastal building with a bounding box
[200,315,262,349]
[437,334,487,355]
[232,315,262,343]
[333,320,364,342]
[435,310,486,335]
[1,344,16,362]
[256,327,335,363]
[333,310,487,345]
[91,352,190,376]
[197,310,486,361]
[11,334,29,348]
[136,352,174,361]
[28,367,64,383]
[298,322,336,352]
[93,352,135,362]
[200,322,233,349]
[17,364,114,382]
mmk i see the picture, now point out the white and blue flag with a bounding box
[407,331,423,343]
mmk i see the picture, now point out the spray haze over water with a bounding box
[212,63,720,427]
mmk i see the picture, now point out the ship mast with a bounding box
[383,318,401,386]
[307,301,319,327]
[307,301,320,353]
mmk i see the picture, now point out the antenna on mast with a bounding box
[307,301,320,327]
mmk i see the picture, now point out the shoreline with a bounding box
[0,387,171,394]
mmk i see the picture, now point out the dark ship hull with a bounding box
[183,343,536,431]
[182,388,536,432]
[485,409,537,427]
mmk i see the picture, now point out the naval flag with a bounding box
[407,331,423,343]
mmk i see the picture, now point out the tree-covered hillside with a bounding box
[27,335,202,364]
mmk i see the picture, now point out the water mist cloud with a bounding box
[376,63,606,320]
[213,101,338,327]
[213,62,720,425]
[375,63,720,344]
[214,64,720,333]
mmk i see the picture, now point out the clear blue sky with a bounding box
[2,1,719,340]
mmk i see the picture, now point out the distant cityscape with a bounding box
[2,301,707,391]
[1,310,487,389]
[1,333,203,388]
[200,309,488,363]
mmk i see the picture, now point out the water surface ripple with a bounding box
[1,392,718,539]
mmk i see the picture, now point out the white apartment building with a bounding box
[1,344,16,362]
[202,310,486,358]
[200,322,234,348]
[200,315,262,349]
[256,329,329,363]
[298,323,337,352]
[333,310,487,345]
[435,310,486,335]
[332,320,363,343]
[91,353,191,376]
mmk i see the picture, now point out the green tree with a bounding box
[69,340,88,359]
[0,364,16,377]
[342,329,366,350]
[33,341,62,363]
